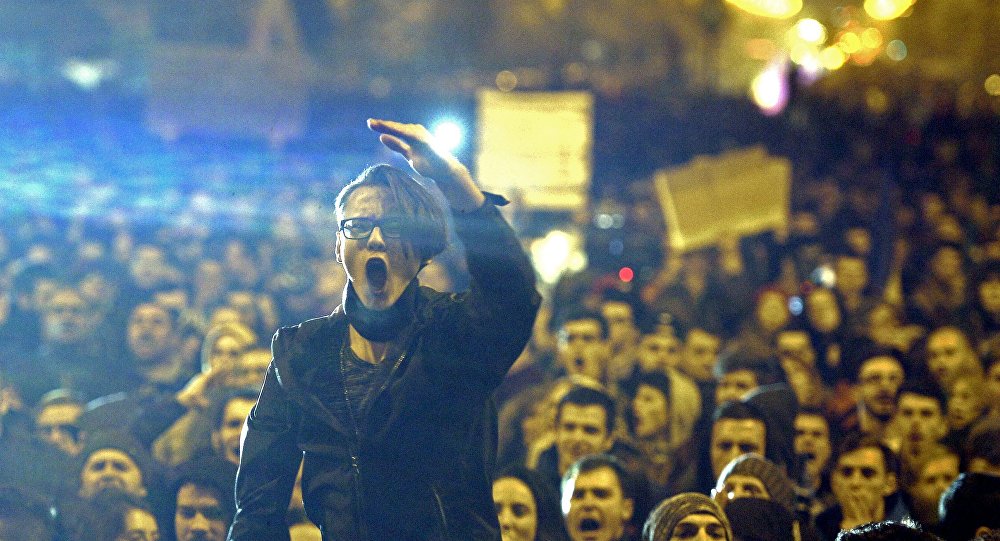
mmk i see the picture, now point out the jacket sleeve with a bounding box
[227,345,301,541]
[447,193,541,385]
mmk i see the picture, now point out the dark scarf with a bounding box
[342,279,418,342]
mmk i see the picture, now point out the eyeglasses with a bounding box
[339,217,405,240]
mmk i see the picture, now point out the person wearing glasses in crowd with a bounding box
[227,119,540,540]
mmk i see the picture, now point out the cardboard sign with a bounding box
[654,146,790,251]
[475,90,593,210]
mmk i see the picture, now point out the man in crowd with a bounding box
[925,326,982,393]
[891,380,948,470]
[34,388,86,457]
[794,407,834,514]
[713,350,785,406]
[601,295,641,383]
[561,454,636,541]
[708,401,768,485]
[902,445,959,529]
[816,434,906,539]
[555,307,612,386]
[852,348,907,439]
[535,385,617,490]
[170,459,237,541]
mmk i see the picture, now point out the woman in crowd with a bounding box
[493,466,571,541]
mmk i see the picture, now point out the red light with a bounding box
[618,267,634,282]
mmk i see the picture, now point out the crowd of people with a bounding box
[1,85,1000,541]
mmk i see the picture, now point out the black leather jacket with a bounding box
[227,199,540,541]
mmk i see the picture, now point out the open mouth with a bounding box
[579,518,601,532]
[366,258,388,292]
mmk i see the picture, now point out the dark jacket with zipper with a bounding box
[227,199,540,541]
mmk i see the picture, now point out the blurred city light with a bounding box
[618,267,634,283]
[794,19,827,44]
[530,229,587,284]
[727,0,803,19]
[821,46,848,71]
[788,295,804,316]
[985,74,1000,96]
[751,61,789,116]
[495,70,518,92]
[886,40,908,61]
[862,28,883,49]
[430,119,465,153]
[864,0,916,20]
[62,60,106,90]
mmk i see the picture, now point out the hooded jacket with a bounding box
[227,199,540,541]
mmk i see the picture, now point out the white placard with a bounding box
[654,146,790,252]
[475,90,593,210]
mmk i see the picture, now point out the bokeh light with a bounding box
[751,62,789,116]
[727,0,803,19]
[821,47,848,71]
[862,28,883,49]
[430,119,465,153]
[886,40,908,61]
[795,19,827,44]
[985,74,1000,96]
[864,0,916,21]
[495,70,518,92]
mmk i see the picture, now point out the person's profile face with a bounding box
[710,419,766,478]
[681,330,721,383]
[927,329,971,389]
[336,185,422,311]
[563,467,633,541]
[174,484,226,541]
[631,384,669,439]
[493,477,537,541]
[947,378,985,430]
[669,513,727,540]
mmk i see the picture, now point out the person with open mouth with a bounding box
[228,119,541,541]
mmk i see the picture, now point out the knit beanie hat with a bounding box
[724,497,794,541]
[643,493,732,541]
[716,453,796,514]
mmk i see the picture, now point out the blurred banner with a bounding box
[475,90,593,211]
[146,0,308,144]
[654,147,790,252]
